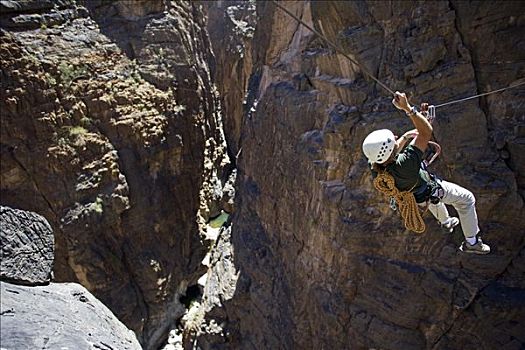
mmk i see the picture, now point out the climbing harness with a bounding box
[271,0,525,107]
[427,105,436,123]
[373,171,426,233]
[419,103,441,167]
[423,141,441,168]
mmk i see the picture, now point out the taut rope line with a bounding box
[433,80,525,109]
[271,1,525,108]
[271,0,396,96]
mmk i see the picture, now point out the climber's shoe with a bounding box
[459,237,491,255]
[441,217,459,233]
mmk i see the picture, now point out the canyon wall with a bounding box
[196,1,525,349]
[1,1,524,349]
[1,1,231,348]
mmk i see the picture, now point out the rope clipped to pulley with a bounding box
[373,171,426,233]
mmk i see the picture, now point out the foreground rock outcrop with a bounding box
[0,282,142,350]
[1,206,54,284]
[0,206,141,350]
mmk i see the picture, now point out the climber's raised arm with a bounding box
[392,91,432,152]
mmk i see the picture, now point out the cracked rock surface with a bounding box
[0,281,142,350]
[193,1,525,349]
[0,206,141,349]
[1,206,54,284]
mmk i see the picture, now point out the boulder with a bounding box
[0,206,141,349]
[0,281,142,350]
[0,206,54,285]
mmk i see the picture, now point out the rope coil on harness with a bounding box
[373,172,426,233]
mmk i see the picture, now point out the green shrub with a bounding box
[79,117,93,128]
[93,196,103,214]
[44,72,57,86]
[58,62,88,87]
[209,212,229,228]
[68,126,88,137]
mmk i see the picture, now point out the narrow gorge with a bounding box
[1,1,524,349]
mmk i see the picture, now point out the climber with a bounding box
[362,91,490,254]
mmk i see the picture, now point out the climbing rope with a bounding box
[424,141,441,168]
[373,172,426,233]
[271,1,525,108]
[433,80,525,109]
[270,0,395,95]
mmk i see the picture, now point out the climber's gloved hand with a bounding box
[392,91,411,113]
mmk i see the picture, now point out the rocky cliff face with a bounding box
[2,1,524,349]
[1,1,231,348]
[194,1,525,349]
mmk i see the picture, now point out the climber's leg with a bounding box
[427,201,449,223]
[430,180,490,254]
[427,201,459,232]
[437,180,479,239]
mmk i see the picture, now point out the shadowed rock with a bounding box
[1,1,231,348]
[193,1,525,349]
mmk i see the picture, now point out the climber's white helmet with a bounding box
[362,129,396,164]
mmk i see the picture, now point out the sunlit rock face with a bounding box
[195,1,525,349]
[2,0,524,349]
[1,1,230,348]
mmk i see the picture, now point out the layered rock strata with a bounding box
[1,1,230,348]
[195,1,525,349]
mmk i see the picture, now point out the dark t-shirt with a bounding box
[371,145,431,203]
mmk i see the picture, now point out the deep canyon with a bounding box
[1,1,524,349]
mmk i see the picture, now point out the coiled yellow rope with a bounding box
[373,171,426,233]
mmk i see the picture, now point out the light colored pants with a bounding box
[425,179,480,238]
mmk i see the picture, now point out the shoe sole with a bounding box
[459,246,490,255]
